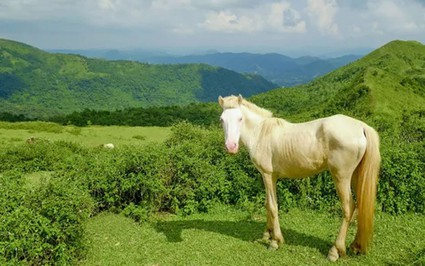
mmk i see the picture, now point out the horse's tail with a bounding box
[353,125,381,254]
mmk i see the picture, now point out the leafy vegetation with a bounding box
[0,38,276,118]
[1,117,424,264]
[0,118,424,264]
[49,103,222,127]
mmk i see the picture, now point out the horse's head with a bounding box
[218,95,244,154]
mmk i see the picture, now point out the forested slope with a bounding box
[0,39,276,118]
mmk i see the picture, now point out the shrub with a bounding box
[73,143,170,214]
[0,140,87,173]
[0,171,94,265]
[378,144,425,214]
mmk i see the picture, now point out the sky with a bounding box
[1,0,425,56]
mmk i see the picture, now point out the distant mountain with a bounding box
[50,49,362,86]
[0,39,277,118]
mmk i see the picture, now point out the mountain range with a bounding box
[0,39,276,118]
[49,49,362,86]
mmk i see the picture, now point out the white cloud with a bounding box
[307,0,339,35]
[201,10,260,33]
[199,1,306,34]
[0,0,425,54]
[367,0,423,34]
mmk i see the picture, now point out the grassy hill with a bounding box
[0,39,276,118]
[251,40,425,130]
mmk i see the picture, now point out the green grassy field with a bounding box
[2,121,424,265]
[0,121,170,147]
[82,205,425,266]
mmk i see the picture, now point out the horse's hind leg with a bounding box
[327,170,355,262]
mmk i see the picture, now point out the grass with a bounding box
[0,121,170,147]
[2,121,424,265]
[82,205,425,266]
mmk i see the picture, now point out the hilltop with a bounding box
[0,39,276,118]
[251,40,425,130]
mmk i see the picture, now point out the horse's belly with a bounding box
[274,159,326,178]
[272,146,327,178]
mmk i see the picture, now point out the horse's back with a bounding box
[321,114,367,148]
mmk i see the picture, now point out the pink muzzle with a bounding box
[225,141,239,154]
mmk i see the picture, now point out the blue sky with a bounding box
[1,0,424,56]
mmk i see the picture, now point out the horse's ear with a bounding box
[218,96,224,107]
[238,94,243,104]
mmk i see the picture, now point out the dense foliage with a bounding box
[49,103,221,127]
[0,38,276,118]
[0,141,95,265]
[1,119,424,264]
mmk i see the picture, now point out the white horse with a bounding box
[218,95,380,262]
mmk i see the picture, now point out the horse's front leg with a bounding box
[262,173,284,250]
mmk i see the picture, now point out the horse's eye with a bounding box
[239,117,243,122]
[220,118,224,123]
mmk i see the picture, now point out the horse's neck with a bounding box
[240,107,267,151]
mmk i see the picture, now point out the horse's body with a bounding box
[219,95,380,262]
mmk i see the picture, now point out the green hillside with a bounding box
[251,40,425,130]
[0,39,276,118]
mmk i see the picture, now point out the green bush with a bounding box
[1,120,424,264]
[378,145,425,214]
[0,140,87,173]
[0,171,94,265]
[81,143,171,214]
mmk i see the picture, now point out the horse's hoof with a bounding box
[268,240,279,251]
[327,246,339,262]
[350,242,361,255]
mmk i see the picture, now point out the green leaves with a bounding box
[0,171,94,264]
[1,118,424,264]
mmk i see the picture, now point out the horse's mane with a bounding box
[221,95,273,118]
